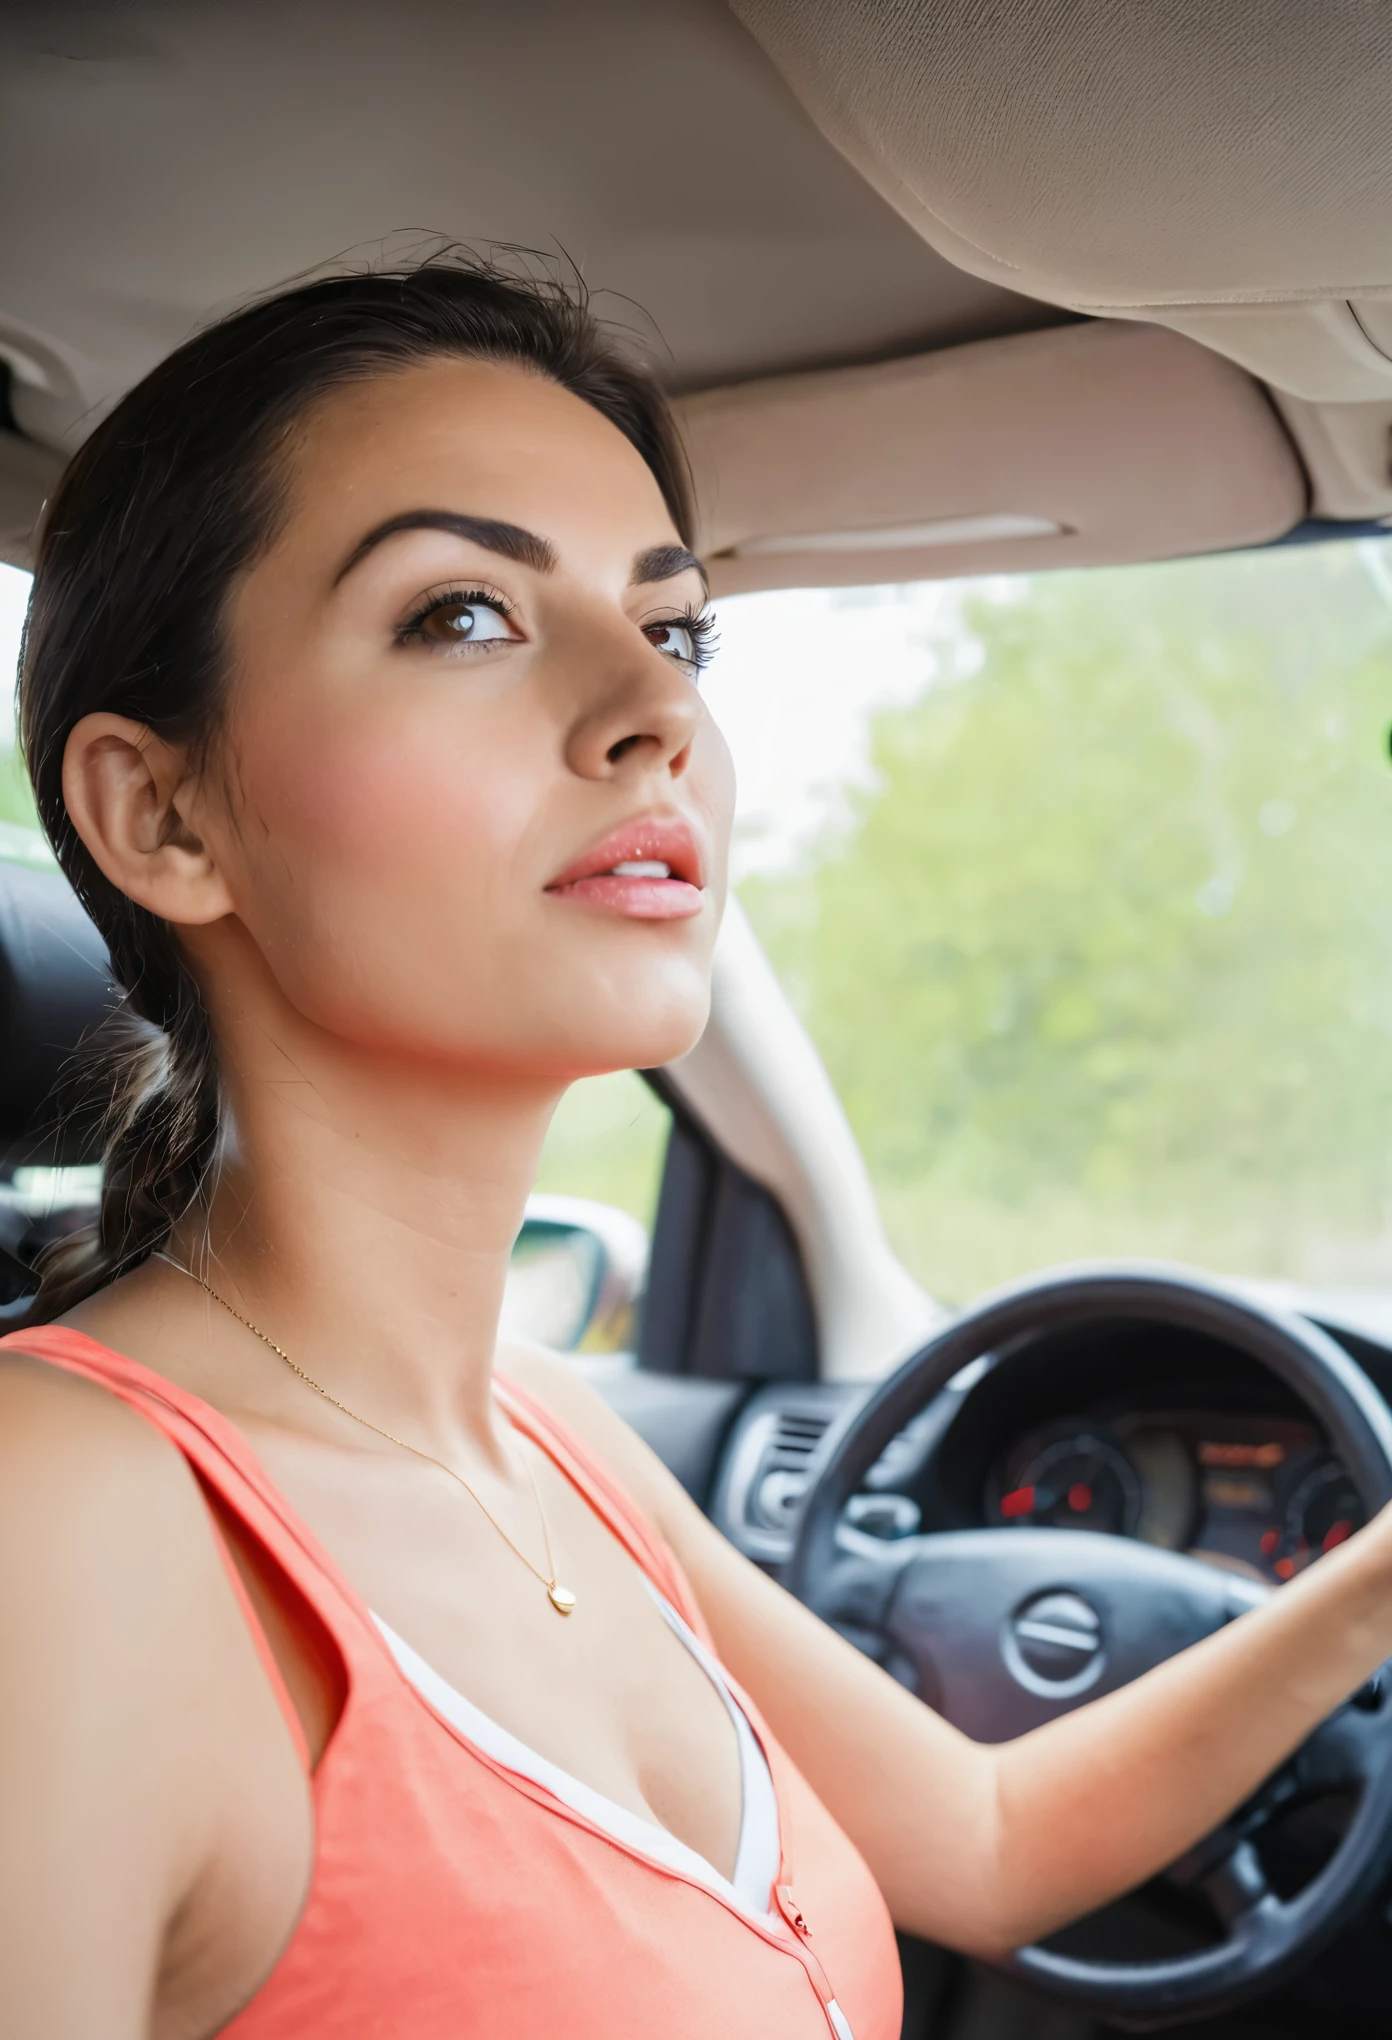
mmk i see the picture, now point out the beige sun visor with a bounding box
[682,320,1305,595]
[730,0,1392,519]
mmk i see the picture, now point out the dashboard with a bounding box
[708,1316,1387,1586]
[987,1411,1364,1587]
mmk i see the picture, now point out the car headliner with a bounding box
[0,1,1385,586]
[0,0,1056,444]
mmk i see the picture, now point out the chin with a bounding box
[545,977,712,1080]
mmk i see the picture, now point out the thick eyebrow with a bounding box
[630,543,708,594]
[333,511,558,586]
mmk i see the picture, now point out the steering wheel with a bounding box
[786,1266,1392,2030]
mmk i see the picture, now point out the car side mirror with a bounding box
[501,1194,649,1356]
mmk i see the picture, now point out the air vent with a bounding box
[714,1385,869,1566]
[771,1410,833,1460]
[749,1408,833,1531]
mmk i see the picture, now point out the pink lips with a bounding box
[545,814,707,921]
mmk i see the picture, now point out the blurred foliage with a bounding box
[0,737,39,834]
[741,543,1392,1302]
[531,1069,670,1231]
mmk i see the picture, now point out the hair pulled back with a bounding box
[19,251,694,1321]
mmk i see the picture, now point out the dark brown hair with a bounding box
[19,252,694,1320]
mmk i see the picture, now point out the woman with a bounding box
[3,254,1391,2040]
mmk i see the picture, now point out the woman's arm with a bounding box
[0,1356,309,2038]
[0,1359,211,2036]
[519,1349,1392,1957]
[681,1480,1392,1955]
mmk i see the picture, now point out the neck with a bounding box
[169,992,563,1461]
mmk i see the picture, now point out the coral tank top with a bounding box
[2,1326,902,2039]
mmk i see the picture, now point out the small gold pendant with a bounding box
[547,1582,577,1616]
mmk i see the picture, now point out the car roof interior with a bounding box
[5,0,1388,595]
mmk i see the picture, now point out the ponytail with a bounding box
[29,957,218,1321]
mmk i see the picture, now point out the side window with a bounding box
[1,565,42,857]
[531,1069,671,1228]
[503,1071,672,1361]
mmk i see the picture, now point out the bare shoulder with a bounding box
[496,1344,830,1680]
[0,1350,313,2034]
[0,1347,249,1728]
[0,1343,198,1524]
[497,1341,708,1552]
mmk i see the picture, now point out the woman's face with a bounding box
[200,356,734,1080]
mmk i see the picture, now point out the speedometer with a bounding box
[998,1431,1142,1537]
[1273,1458,1365,1576]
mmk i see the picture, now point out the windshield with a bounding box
[703,539,1392,1304]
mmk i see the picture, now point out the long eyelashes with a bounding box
[676,605,721,676]
[395,584,515,646]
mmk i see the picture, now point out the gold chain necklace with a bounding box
[156,1252,577,1616]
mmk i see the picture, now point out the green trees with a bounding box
[741,543,1392,1300]
[0,742,38,834]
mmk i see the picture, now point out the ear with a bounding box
[61,712,235,926]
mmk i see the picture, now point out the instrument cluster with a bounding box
[987,1412,1365,1585]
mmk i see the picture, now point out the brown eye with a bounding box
[408,597,515,649]
[644,620,697,666]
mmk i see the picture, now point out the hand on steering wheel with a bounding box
[786,1265,1392,2029]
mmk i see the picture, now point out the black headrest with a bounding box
[0,856,117,1169]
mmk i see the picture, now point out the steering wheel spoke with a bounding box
[805,1525,921,1656]
[1166,1831,1276,1931]
[1290,1678,1392,1793]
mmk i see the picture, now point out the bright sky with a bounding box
[1,560,979,876]
[702,582,970,876]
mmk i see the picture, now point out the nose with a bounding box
[562,632,705,785]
